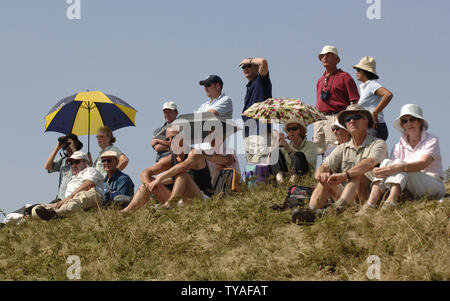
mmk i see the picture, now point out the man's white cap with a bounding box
[100,150,119,159]
[162,101,177,111]
[68,151,89,161]
[318,45,340,63]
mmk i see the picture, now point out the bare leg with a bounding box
[386,183,402,203]
[339,175,368,206]
[367,181,385,207]
[165,173,203,207]
[356,176,371,205]
[309,182,341,210]
[123,182,171,212]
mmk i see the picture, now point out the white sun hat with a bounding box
[393,104,429,132]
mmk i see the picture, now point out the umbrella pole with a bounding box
[88,104,91,154]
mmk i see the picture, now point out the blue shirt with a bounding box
[196,93,233,119]
[242,73,272,137]
[104,169,135,202]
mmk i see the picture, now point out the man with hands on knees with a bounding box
[305,105,387,218]
[123,125,212,211]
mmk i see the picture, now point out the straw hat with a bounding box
[353,56,379,79]
[337,104,374,129]
[318,45,340,63]
[393,104,429,132]
[100,150,119,159]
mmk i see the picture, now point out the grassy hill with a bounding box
[0,177,449,281]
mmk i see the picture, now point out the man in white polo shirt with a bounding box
[32,151,104,220]
[196,75,233,119]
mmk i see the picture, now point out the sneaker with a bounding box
[380,200,398,212]
[292,208,316,225]
[355,203,376,216]
[276,172,284,183]
[289,174,298,183]
[34,206,58,221]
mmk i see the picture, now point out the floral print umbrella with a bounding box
[242,98,326,126]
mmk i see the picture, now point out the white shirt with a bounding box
[358,80,385,123]
[196,93,233,120]
[65,167,104,199]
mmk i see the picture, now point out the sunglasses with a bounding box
[69,160,82,165]
[401,116,418,124]
[241,64,253,69]
[331,127,343,132]
[101,159,113,163]
[286,126,300,132]
[344,114,364,123]
[165,136,176,141]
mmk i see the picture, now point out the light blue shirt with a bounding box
[358,80,385,123]
[196,93,233,120]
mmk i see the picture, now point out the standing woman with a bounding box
[93,126,129,177]
[353,56,393,140]
[357,104,446,214]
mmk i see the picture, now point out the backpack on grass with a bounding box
[212,168,242,198]
[272,185,313,211]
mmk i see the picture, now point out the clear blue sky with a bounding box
[1,0,449,213]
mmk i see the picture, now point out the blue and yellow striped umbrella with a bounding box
[45,91,137,152]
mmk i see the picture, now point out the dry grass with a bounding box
[0,178,449,281]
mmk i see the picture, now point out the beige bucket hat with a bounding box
[318,45,340,63]
[353,56,379,79]
[337,104,374,129]
[283,117,307,133]
[393,104,429,132]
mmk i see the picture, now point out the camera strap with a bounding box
[321,73,336,92]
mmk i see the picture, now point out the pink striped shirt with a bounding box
[390,131,444,179]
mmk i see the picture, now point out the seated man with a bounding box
[268,118,317,183]
[101,151,135,208]
[32,151,104,221]
[123,125,213,211]
[303,105,387,219]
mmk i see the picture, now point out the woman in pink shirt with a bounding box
[357,104,446,215]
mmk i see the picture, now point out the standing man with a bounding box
[239,57,272,163]
[152,101,179,162]
[197,75,233,119]
[314,45,360,157]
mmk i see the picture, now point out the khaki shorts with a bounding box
[313,115,337,155]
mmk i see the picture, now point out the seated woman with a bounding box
[93,126,129,177]
[357,104,446,215]
[323,120,351,159]
[269,118,317,183]
[122,125,213,211]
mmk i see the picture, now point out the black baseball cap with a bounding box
[199,75,223,86]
